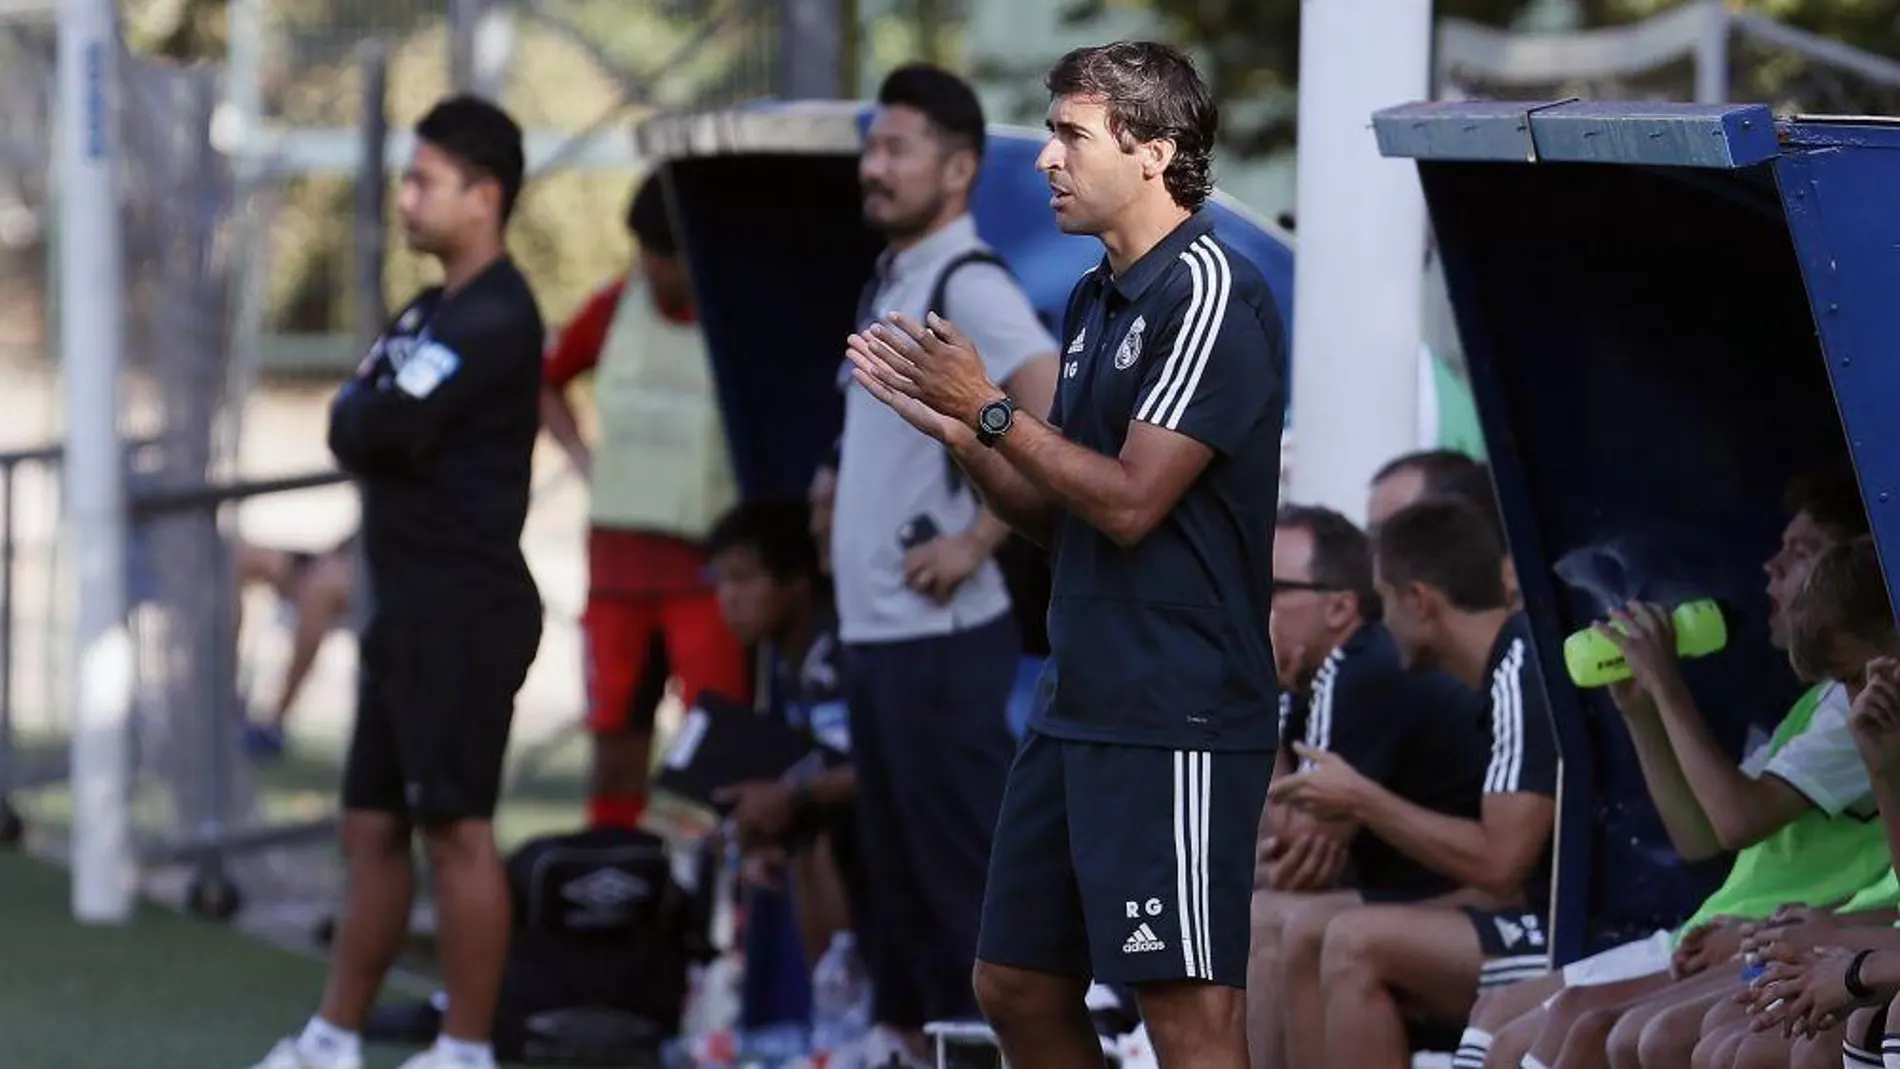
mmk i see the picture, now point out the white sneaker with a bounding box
[837,1027,929,1069]
[394,1046,496,1069]
[244,1038,363,1069]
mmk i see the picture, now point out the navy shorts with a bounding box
[1463,906,1552,990]
[977,730,1272,988]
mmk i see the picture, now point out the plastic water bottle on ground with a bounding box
[810,931,872,1061]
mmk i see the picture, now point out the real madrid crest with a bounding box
[1113,315,1146,370]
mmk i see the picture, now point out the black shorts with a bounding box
[342,608,542,821]
[977,730,1272,988]
[1462,906,1552,990]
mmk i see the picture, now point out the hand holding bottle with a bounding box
[1566,598,1728,692]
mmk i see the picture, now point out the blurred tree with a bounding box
[106,0,780,353]
[1077,0,1900,158]
[1059,0,1539,157]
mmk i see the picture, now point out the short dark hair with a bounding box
[1371,449,1481,495]
[1374,498,1509,613]
[626,173,676,255]
[1785,466,1869,543]
[1439,462,1505,542]
[1044,41,1218,210]
[706,499,821,584]
[1278,504,1382,623]
[1787,536,1893,682]
[415,95,526,223]
[877,63,986,160]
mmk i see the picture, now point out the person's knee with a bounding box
[1250,890,1296,960]
[302,555,352,615]
[1139,981,1244,1058]
[419,817,500,871]
[1791,1030,1843,1069]
[972,960,1082,1032]
[1566,1007,1632,1068]
[1632,1002,1701,1069]
[1545,983,1614,1034]
[341,810,410,863]
[1282,901,1336,971]
[1688,1022,1742,1069]
[1316,912,1380,988]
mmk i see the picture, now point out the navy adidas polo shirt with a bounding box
[1030,210,1288,753]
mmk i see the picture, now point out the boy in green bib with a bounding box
[1455,471,1885,1069]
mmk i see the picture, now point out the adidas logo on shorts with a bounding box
[1123,923,1166,954]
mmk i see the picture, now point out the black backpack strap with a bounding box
[928,250,1014,495]
[927,249,1012,320]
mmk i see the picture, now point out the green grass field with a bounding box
[0,851,487,1068]
[2,733,591,1068]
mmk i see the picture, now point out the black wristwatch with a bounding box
[976,396,1017,447]
[1847,948,1879,1002]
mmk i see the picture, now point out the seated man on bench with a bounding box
[1269,498,1560,1069]
[1249,503,1489,1069]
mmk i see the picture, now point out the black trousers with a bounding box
[845,614,1019,1028]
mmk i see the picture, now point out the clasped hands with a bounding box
[845,311,1001,447]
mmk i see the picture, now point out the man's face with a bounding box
[398,141,492,257]
[1765,511,1835,651]
[860,104,965,241]
[710,546,793,647]
[1036,94,1148,237]
[640,248,692,314]
[1374,568,1436,670]
[1269,525,1347,683]
[1367,468,1427,535]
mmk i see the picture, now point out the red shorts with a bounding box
[583,591,753,734]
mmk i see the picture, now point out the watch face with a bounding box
[981,402,1012,434]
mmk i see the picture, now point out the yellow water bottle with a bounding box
[1564,598,1729,688]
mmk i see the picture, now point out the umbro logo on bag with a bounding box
[1123,923,1166,954]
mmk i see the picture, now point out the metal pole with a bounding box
[1288,0,1433,523]
[0,463,16,812]
[450,0,481,94]
[356,41,388,355]
[778,0,845,100]
[351,43,385,628]
[58,0,134,923]
[224,0,264,167]
[1692,0,1730,104]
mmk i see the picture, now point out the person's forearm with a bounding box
[986,414,1159,547]
[806,766,855,810]
[538,386,590,471]
[963,506,1013,556]
[1652,678,1785,851]
[1623,708,1723,860]
[1837,907,1900,927]
[1857,947,1900,995]
[1354,784,1518,900]
[1870,760,1900,869]
[950,437,1057,546]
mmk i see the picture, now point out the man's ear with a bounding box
[1322,591,1359,631]
[944,147,979,197]
[1408,581,1448,624]
[1140,137,1176,183]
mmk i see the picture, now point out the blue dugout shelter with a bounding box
[1376,100,1897,964]
[634,101,1294,505]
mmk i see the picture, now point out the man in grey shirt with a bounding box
[832,63,1058,1067]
